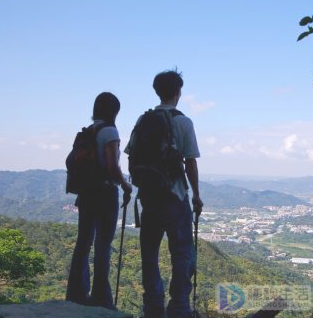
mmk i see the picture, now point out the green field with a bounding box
[261,233,313,258]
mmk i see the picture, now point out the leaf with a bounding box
[299,16,313,26]
[297,31,311,42]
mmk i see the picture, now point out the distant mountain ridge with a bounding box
[0,170,309,222]
[199,182,308,208]
[0,170,68,200]
[203,175,313,197]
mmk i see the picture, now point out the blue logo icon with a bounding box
[217,284,245,312]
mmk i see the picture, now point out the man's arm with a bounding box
[185,158,203,215]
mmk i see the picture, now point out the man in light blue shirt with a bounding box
[125,70,203,318]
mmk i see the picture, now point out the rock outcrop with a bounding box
[0,300,133,318]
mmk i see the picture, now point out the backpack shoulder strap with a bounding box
[169,109,184,117]
[134,109,153,126]
[82,122,116,145]
[166,109,189,190]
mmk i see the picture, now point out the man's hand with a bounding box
[192,195,203,216]
[122,181,132,194]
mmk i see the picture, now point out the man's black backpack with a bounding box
[65,122,112,194]
[128,108,187,198]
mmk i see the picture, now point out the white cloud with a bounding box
[203,136,216,146]
[219,144,245,155]
[259,147,286,160]
[258,133,302,160]
[38,143,61,151]
[196,122,313,176]
[182,94,216,115]
[259,147,270,157]
[14,133,65,151]
[220,146,234,154]
[3,121,312,176]
[282,134,297,152]
[220,123,313,163]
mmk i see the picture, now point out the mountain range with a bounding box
[202,174,313,197]
[0,170,310,223]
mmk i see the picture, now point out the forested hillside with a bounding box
[0,215,312,317]
[0,170,76,222]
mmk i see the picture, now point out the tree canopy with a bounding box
[0,228,45,288]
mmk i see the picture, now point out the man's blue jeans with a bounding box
[140,194,195,318]
[66,185,119,309]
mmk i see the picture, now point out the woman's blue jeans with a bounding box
[140,194,195,318]
[66,185,119,309]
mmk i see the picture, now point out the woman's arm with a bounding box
[104,140,132,194]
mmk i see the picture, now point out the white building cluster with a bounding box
[198,205,313,244]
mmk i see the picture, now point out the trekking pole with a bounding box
[193,212,199,318]
[114,191,131,307]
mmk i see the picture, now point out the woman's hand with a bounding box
[121,181,132,207]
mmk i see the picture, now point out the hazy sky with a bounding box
[1,1,313,177]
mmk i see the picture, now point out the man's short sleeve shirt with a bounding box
[155,105,200,200]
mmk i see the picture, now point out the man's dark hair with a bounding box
[92,92,120,124]
[153,70,183,101]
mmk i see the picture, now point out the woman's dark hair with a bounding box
[92,92,120,123]
[153,70,183,101]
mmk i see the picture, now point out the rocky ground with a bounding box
[0,300,134,318]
